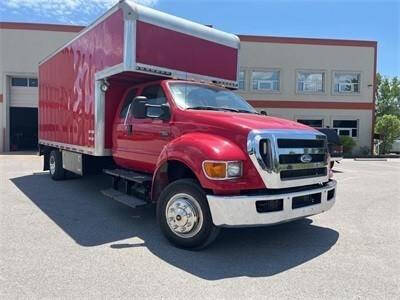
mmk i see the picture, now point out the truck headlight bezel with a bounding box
[202,160,243,180]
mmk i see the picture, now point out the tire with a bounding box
[330,161,335,169]
[157,179,220,249]
[49,150,65,180]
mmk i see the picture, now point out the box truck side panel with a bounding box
[135,21,238,81]
[39,9,124,153]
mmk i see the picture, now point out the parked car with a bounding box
[317,128,343,168]
[38,0,336,249]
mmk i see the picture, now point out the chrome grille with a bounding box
[277,139,325,148]
[248,129,329,189]
[279,153,326,164]
[280,167,327,180]
[276,137,327,181]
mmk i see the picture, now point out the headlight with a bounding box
[227,161,242,177]
[202,161,242,180]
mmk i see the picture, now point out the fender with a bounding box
[151,132,265,200]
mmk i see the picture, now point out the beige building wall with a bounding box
[238,41,375,103]
[0,24,82,151]
[258,108,373,150]
[237,37,376,153]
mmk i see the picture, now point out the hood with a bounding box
[177,110,315,134]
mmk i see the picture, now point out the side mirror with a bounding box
[260,110,268,116]
[131,96,148,119]
[145,104,170,121]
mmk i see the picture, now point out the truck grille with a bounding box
[280,168,327,180]
[248,130,329,189]
[279,154,326,164]
[264,137,327,181]
[277,139,325,148]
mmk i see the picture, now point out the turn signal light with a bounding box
[202,161,243,179]
[203,162,227,179]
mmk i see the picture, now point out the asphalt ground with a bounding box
[1,154,399,299]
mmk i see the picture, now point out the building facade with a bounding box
[237,35,377,153]
[0,22,376,153]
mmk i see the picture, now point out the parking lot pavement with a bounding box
[1,154,399,299]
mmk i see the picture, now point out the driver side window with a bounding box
[120,88,138,118]
[140,84,167,105]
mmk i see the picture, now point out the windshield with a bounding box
[168,82,258,114]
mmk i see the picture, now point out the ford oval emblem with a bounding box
[300,154,312,163]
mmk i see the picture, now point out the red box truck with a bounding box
[39,0,336,249]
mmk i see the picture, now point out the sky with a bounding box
[0,0,399,77]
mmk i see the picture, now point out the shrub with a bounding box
[375,114,400,154]
[339,136,356,154]
[359,146,371,156]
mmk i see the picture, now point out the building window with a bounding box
[29,78,38,87]
[251,70,280,92]
[333,72,361,94]
[11,77,28,87]
[297,71,325,93]
[11,77,38,87]
[333,120,358,137]
[238,70,246,90]
[297,119,324,128]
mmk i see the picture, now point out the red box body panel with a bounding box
[39,10,124,149]
[136,21,238,81]
[39,6,239,154]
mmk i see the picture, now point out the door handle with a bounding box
[124,124,133,135]
[160,130,169,137]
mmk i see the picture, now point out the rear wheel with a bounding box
[49,150,65,180]
[157,179,220,249]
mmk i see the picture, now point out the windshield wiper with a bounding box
[236,109,259,114]
[187,106,257,114]
[187,106,220,111]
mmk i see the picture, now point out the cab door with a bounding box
[112,88,139,168]
[125,84,172,173]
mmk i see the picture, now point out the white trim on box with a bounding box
[39,139,113,155]
[121,0,240,49]
[123,18,136,69]
[94,80,107,156]
[132,63,238,89]
[95,64,124,80]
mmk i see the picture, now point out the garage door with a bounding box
[9,77,39,151]
[10,77,38,107]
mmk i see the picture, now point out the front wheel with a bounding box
[157,179,220,249]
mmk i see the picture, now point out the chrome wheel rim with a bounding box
[49,155,56,175]
[165,193,203,238]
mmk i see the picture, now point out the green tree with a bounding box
[375,74,400,117]
[375,115,400,154]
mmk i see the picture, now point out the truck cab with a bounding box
[105,79,337,248]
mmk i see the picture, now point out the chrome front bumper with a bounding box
[207,180,336,227]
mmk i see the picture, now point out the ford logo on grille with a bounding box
[300,154,312,163]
